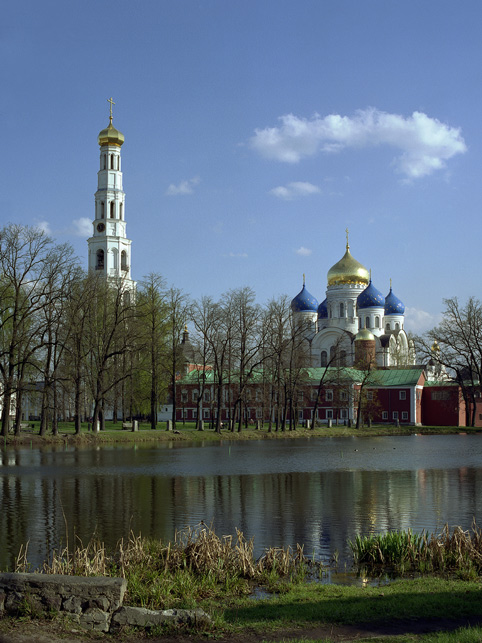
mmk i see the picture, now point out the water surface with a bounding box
[1,434,480,571]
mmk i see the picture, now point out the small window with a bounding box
[204,391,210,402]
[325,389,333,401]
[386,323,390,332]
[192,390,198,402]
[183,409,188,418]
[395,322,400,331]
[100,201,105,218]
[326,409,333,419]
[382,411,388,420]
[366,316,371,329]
[340,390,348,401]
[399,391,406,400]
[120,203,123,220]
[375,316,380,328]
[298,410,303,420]
[339,302,344,318]
[298,392,304,402]
[203,409,209,419]
[192,409,197,419]
[110,202,115,218]
[340,409,348,419]
[393,411,399,420]
[96,249,104,269]
[181,391,188,403]
[311,390,317,402]
[402,411,408,420]
[121,250,128,271]
[256,409,262,419]
[320,351,327,367]
[367,391,374,401]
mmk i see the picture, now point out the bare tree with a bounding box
[0,224,79,437]
[415,297,482,426]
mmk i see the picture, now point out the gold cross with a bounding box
[107,97,115,121]
[303,273,305,286]
[345,227,349,249]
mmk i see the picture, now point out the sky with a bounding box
[2,0,481,334]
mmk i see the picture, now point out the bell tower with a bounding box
[88,98,135,292]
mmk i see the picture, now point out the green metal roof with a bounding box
[180,367,425,388]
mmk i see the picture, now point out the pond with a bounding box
[0,434,481,572]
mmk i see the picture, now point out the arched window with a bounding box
[96,249,104,270]
[339,302,344,318]
[320,351,327,367]
[100,202,105,219]
[112,248,118,270]
[110,202,115,218]
[121,250,128,271]
[103,154,106,170]
[375,316,380,328]
[359,317,363,328]
[348,301,354,317]
[386,323,390,332]
[395,322,400,331]
[110,154,114,169]
[366,316,371,329]
[119,203,123,220]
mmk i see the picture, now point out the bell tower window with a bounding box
[120,203,123,220]
[96,249,104,270]
[110,202,115,218]
[121,250,128,271]
[100,201,105,219]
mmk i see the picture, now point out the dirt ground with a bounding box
[1,616,482,643]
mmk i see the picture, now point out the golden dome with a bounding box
[327,244,369,286]
[355,328,375,341]
[98,117,125,147]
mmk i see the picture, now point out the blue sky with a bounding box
[2,0,481,333]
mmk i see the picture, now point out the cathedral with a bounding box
[87,99,136,294]
[291,233,416,368]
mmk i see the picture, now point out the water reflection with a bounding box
[0,435,481,571]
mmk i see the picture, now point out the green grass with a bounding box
[222,577,482,628]
[7,419,481,446]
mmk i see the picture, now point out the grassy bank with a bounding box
[3,419,480,446]
[9,525,482,641]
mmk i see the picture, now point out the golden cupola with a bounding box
[327,235,369,286]
[98,98,124,147]
[98,117,125,147]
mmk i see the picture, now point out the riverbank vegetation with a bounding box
[9,524,482,641]
[3,419,480,446]
[350,522,482,579]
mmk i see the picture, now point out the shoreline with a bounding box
[2,422,479,447]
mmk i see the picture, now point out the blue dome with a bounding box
[357,281,385,310]
[384,288,405,315]
[317,298,328,319]
[291,285,318,313]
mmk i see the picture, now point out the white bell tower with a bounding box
[88,98,135,293]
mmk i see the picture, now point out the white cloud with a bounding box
[405,306,442,334]
[35,220,51,235]
[269,181,320,200]
[296,246,312,256]
[166,176,201,196]
[72,217,92,237]
[223,252,248,258]
[251,108,467,179]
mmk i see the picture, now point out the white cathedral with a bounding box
[87,99,136,294]
[291,234,416,368]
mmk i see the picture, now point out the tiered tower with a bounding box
[88,98,135,293]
